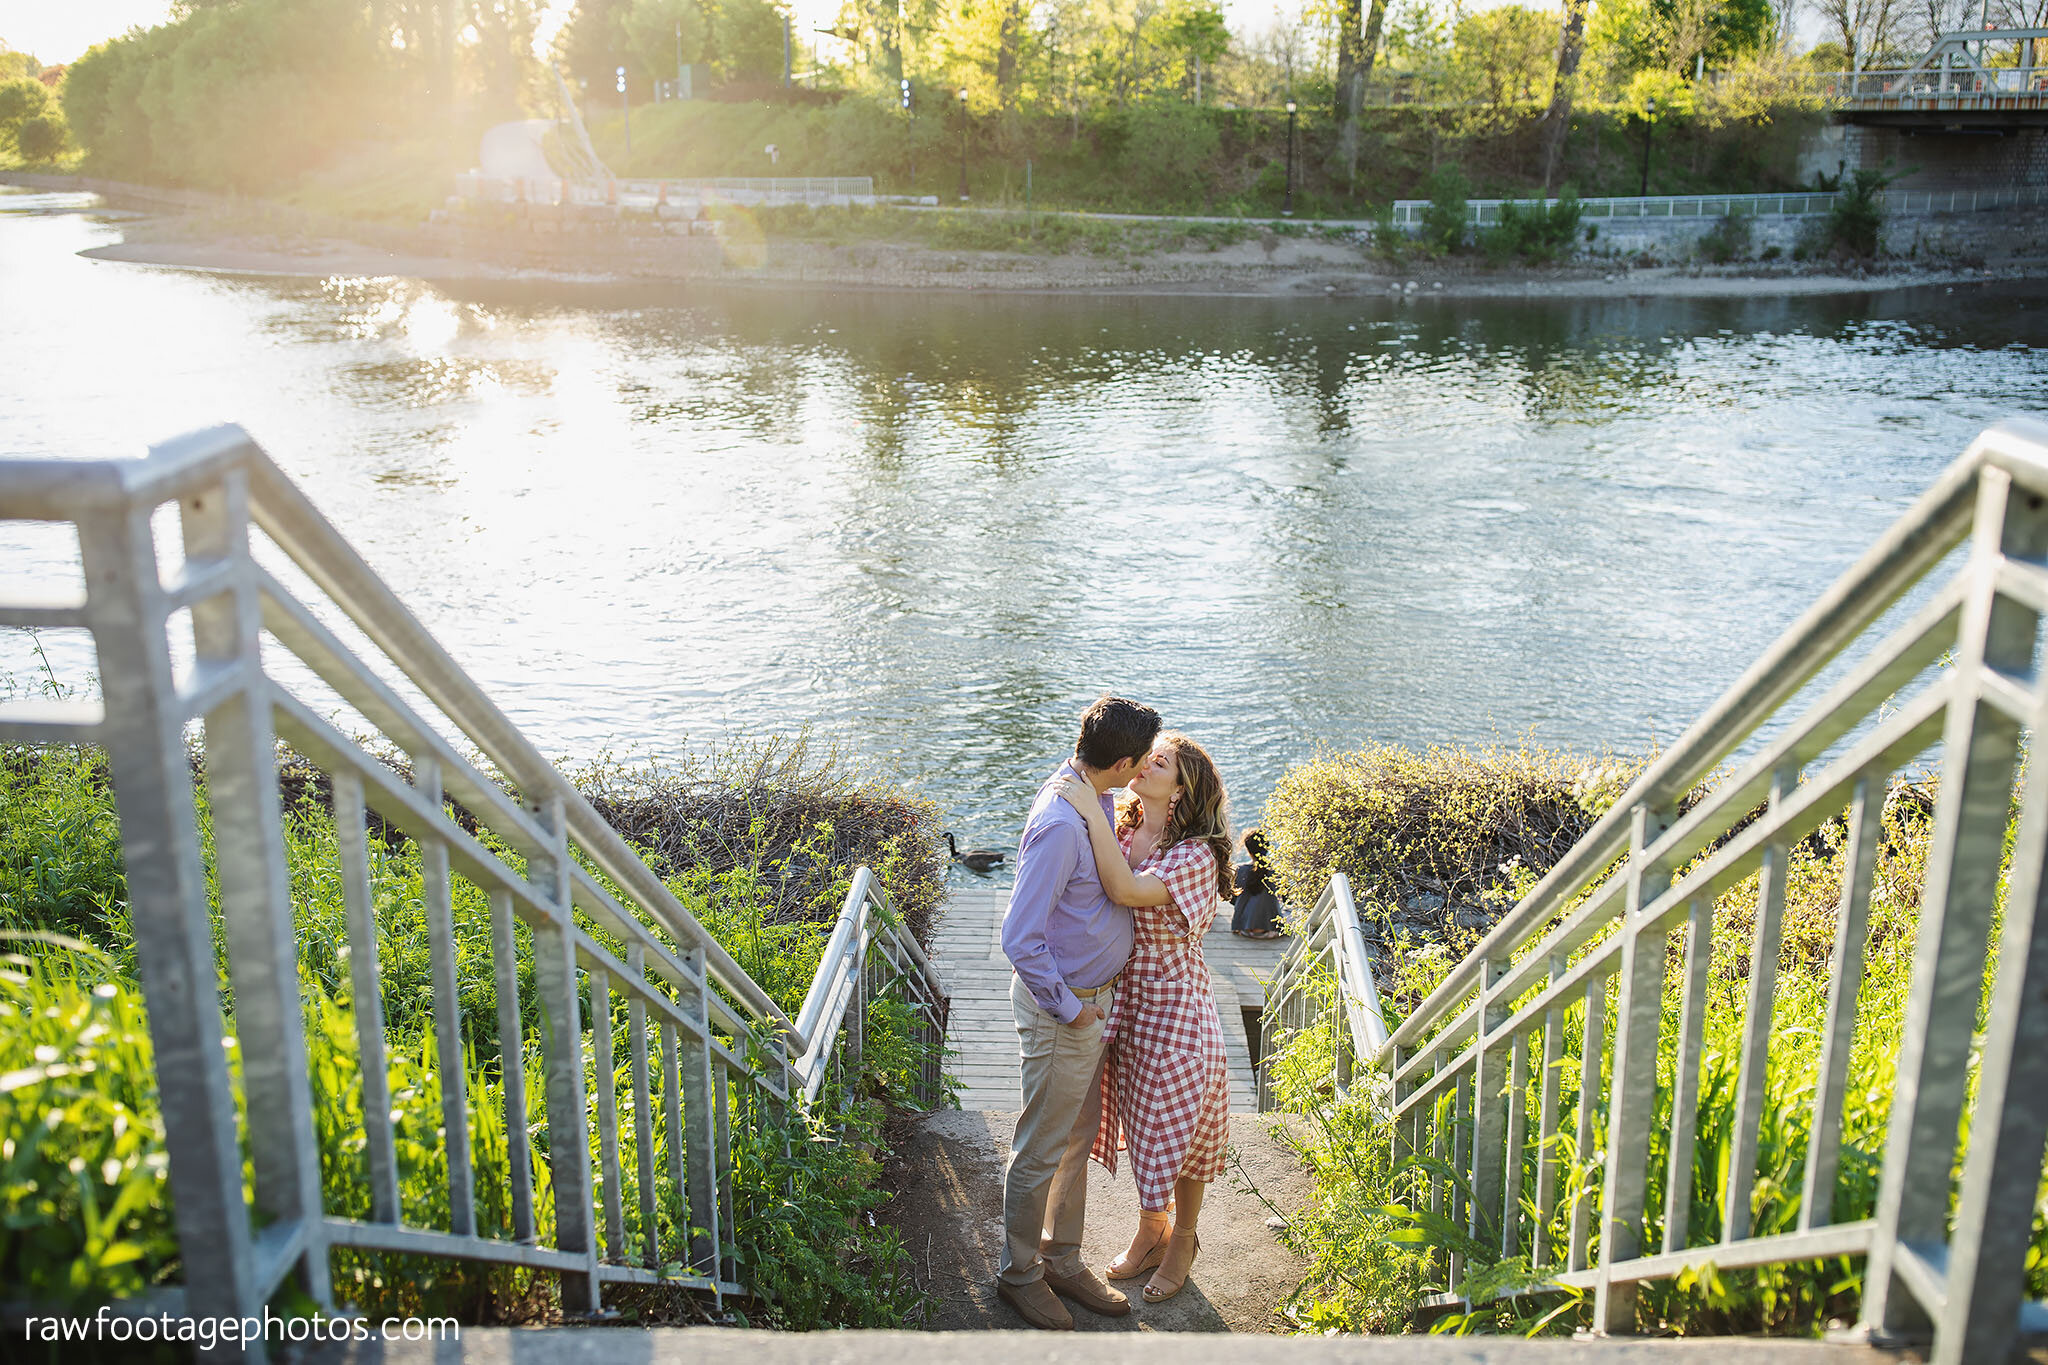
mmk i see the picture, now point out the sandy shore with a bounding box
[39,178,2040,299]
[76,222,2041,300]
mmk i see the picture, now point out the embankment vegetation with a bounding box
[1254,741,2048,1335]
[43,0,1939,229]
[0,706,948,1328]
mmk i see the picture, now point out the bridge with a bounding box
[5,418,2048,1362]
[1807,28,2048,125]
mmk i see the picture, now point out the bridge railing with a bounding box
[0,426,946,1352]
[1258,417,2048,1365]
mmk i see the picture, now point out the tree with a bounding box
[1156,0,1228,99]
[16,112,68,162]
[0,75,51,153]
[1448,4,1554,115]
[1539,0,1589,191]
[1811,0,1908,69]
[555,0,634,89]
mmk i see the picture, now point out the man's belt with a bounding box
[1070,973,1121,1001]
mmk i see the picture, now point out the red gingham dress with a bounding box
[1090,833,1232,1212]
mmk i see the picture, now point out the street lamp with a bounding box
[1284,99,1298,217]
[957,87,970,202]
[1639,95,1657,198]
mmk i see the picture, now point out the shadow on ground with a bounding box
[883,1109,1313,1333]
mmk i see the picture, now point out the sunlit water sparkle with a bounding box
[3,187,2045,856]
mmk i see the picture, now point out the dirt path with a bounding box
[883,1108,1314,1333]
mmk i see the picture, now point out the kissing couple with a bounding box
[995,695,1237,1330]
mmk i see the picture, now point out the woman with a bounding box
[1053,732,1235,1305]
[1231,827,1285,940]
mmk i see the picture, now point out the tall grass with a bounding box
[0,739,941,1329]
[1258,741,2048,1337]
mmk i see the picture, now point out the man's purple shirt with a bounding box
[1001,760,1135,1024]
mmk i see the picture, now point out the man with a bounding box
[996,694,1162,1331]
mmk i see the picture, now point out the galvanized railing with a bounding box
[0,426,946,1344]
[1256,874,1389,1112]
[1383,185,2048,229]
[1258,417,2048,1365]
[456,173,879,212]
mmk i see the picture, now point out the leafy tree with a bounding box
[0,76,51,153]
[555,0,635,90]
[1155,0,1228,99]
[1449,4,1553,114]
[938,0,1036,110]
[16,113,68,163]
[0,48,40,82]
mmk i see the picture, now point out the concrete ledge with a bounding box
[296,1326,1917,1363]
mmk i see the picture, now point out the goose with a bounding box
[944,832,1006,875]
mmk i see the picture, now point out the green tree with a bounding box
[555,0,634,89]
[622,0,711,85]
[1155,0,1228,99]
[16,113,69,163]
[1448,4,1554,114]
[0,48,40,82]
[0,76,51,154]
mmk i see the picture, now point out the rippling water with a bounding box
[4,187,2046,847]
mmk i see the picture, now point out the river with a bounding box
[4,187,2046,848]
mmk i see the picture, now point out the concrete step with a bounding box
[304,1327,1916,1361]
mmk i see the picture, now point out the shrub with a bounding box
[1479,192,1583,264]
[1260,740,1605,919]
[1420,165,1470,253]
[14,111,66,162]
[1698,211,1754,263]
[1824,166,1894,258]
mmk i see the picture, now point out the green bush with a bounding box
[1824,167,1893,259]
[1479,192,1583,265]
[14,111,67,163]
[1261,740,1599,915]
[1420,165,1471,253]
[1698,212,1754,263]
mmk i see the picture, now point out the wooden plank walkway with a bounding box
[929,882,1290,1113]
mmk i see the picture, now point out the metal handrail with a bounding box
[1257,874,1390,1112]
[0,426,948,1349]
[1257,417,2048,1365]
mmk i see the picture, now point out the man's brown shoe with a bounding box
[997,1277,1075,1331]
[1044,1263,1131,1317]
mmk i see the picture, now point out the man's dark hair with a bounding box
[1074,695,1162,771]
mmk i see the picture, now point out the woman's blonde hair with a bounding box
[1116,732,1236,900]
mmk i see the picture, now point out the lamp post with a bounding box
[1639,95,1656,198]
[957,87,970,202]
[1284,99,1297,217]
[616,66,631,160]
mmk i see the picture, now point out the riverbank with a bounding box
[14,172,2042,300]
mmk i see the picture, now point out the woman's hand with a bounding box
[1055,777,1100,820]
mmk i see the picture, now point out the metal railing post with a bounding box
[1863,469,2039,1340]
[530,794,600,1313]
[180,468,333,1310]
[76,499,265,1354]
[1866,470,2048,1354]
[1594,803,1674,1333]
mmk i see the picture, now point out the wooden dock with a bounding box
[928,882,1290,1113]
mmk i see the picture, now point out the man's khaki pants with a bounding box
[998,972,1113,1287]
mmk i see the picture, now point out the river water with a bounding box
[4,188,2046,845]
